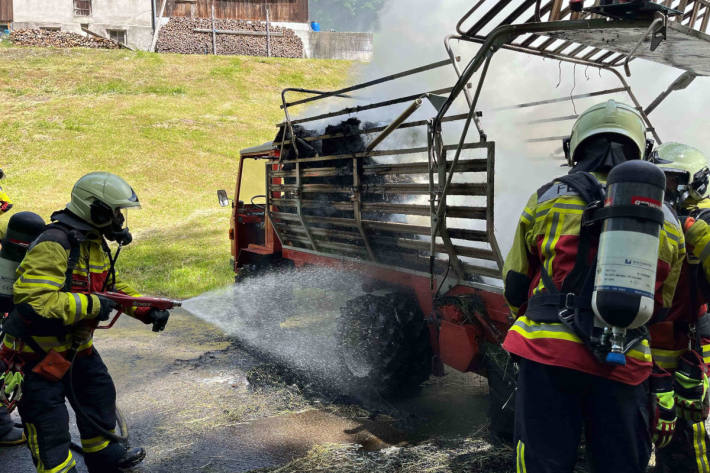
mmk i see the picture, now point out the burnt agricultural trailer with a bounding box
[219,0,710,435]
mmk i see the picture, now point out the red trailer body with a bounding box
[221,1,710,411]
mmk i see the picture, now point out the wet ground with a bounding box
[2,308,497,473]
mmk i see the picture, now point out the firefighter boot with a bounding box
[0,406,25,446]
[0,425,26,446]
[116,447,146,471]
[84,442,146,472]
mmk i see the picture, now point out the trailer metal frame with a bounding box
[227,0,710,375]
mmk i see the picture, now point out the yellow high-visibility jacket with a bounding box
[0,186,13,214]
[2,223,140,355]
[651,198,710,371]
[502,172,685,385]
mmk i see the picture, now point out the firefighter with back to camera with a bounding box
[0,172,172,473]
[651,142,710,473]
[502,99,685,472]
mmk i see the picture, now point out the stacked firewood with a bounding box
[10,30,119,49]
[156,17,304,57]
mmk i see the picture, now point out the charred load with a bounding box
[275,118,419,268]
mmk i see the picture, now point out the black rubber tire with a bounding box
[337,291,432,398]
[483,342,517,446]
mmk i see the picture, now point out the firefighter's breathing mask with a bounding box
[90,200,133,245]
[105,208,132,246]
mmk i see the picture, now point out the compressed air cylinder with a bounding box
[592,160,666,331]
[0,212,45,312]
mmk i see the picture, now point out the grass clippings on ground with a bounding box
[255,435,518,473]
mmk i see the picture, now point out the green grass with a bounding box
[0,46,351,298]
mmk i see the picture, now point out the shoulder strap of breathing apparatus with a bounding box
[527,172,651,359]
[526,172,605,318]
[51,222,117,292]
[1,223,83,356]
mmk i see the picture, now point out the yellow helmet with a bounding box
[565,100,648,166]
[66,172,140,228]
[654,142,710,204]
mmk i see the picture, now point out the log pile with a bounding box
[156,17,303,58]
[10,29,119,49]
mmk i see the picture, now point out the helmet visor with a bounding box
[691,167,710,199]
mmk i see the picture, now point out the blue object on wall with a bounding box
[310,21,321,32]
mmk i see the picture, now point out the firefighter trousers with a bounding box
[17,349,125,473]
[655,418,710,473]
[514,358,651,473]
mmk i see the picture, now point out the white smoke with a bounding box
[352,0,710,254]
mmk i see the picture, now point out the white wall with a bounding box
[13,0,154,50]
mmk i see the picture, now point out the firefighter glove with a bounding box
[674,350,710,422]
[651,366,677,449]
[682,216,697,232]
[0,371,23,396]
[96,295,119,322]
[147,309,170,332]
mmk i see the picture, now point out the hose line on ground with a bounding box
[15,405,128,455]
[66,349,129,446]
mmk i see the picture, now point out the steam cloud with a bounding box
[357,0,710,252]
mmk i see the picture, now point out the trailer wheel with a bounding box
[483,342,517,445]
[337,292,432,398]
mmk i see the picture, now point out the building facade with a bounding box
[0,0,12,33]
[12,0,154,50]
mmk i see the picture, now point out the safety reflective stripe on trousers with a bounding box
[694,422,710,473]
[517,440,528,473]
[26,423,77,473]
[80,431,114,453]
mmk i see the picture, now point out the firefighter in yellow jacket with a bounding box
[502,100,685,472]
[0,170,25,448]
[652,143,710,473]
[0,172,170,473]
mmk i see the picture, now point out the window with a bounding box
[74,0,92,17]
[40,27,61,32]
[107,30,127,45]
